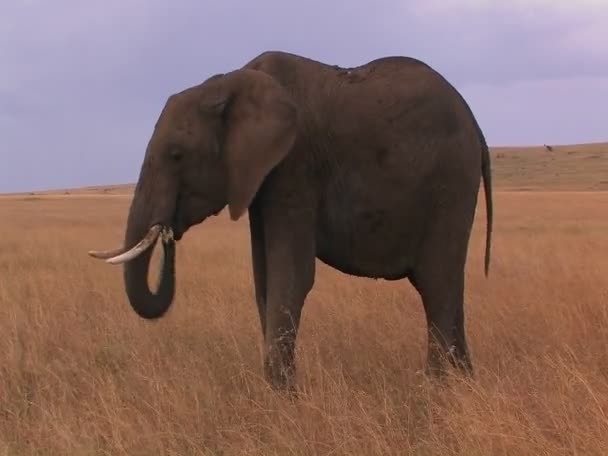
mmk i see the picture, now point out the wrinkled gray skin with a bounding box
[110,51,493,391]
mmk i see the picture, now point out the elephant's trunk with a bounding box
[121,173,178,319]
[122,230,176,320]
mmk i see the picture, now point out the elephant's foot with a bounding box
[263,342,298,393]
[447,344,474,377]
[264,359,297,395]
[425,343,474,379]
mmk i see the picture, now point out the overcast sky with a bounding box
[1,0,607,192]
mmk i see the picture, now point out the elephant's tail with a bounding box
[427,68,493,276]
[479,130,493,277]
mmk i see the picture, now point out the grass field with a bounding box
[0,143,607,454]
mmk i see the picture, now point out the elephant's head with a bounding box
[89,69,298,319]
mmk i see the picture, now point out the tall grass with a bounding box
[0,191,606,455]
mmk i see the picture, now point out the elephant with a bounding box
[89,50,493,391]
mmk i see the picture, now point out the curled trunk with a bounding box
[123,235,176,319]
[122,175,178,319]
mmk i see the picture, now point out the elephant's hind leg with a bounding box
[413,265,473,376]
[410,200,476,376]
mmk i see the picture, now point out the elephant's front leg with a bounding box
[248,202,267,336]
[263,208,316,391]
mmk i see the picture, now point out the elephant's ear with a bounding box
[201,69,298,221]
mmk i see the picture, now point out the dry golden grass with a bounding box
[0,143,607,454]
[491,142,608,191]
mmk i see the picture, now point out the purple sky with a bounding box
[1,0,607,192]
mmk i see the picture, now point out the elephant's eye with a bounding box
[169,147,183,162]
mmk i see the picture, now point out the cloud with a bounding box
[462,76,608,146]
[392,0,608,85]
[417,0,608,11]
[0,0,606,192]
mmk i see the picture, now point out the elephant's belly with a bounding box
[312,144,437,280]
[315,194,428,281]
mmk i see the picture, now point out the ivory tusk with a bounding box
[88,246,128,259]
[105,225,163,265]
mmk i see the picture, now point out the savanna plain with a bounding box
[1,143,607,455]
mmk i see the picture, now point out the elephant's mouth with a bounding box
[172,228,184,242]
[170,193,224,242]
